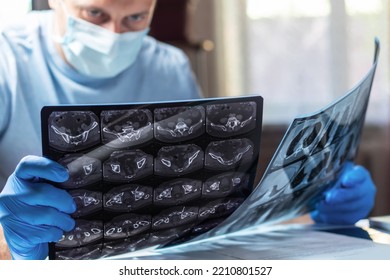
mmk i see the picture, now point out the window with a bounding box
[216,0,390,124]
[0,1,31,29]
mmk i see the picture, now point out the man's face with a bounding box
[50,0,157,35]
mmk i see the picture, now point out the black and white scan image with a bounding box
[154,179,202,206]
[192,218,225,235]
[152,206,199,230]
[197,40,379,239]
[69,189,102,218]
[205,139,254,170]
[104,213,152,240]
[58,154,102,189]
[101,109,153,148]
[148,225,194,246]
[48,111,100,152]
[55,220,103,249]
[199,198,244,221]
[154,144,204,176]
[154,106,205,143]
[103,150,154,182]
[41,96,263,259]
[206,102,257,138]
[271,94,356,170]
[55,244,102,260]
[104,184,153,212]
[102,235,149,257]
[202,172,249,198]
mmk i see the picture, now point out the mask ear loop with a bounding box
[51,0,71,44]
[56,0,70,14]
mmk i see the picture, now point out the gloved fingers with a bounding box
[19,182,76,214]
[16,204,76,232]
[2,218,64,246]
[324,185,372,205]
[12,243,49,260]
[14,156,69,182]
[327,162,354,189]
[341,165,371,188]
[311,163,376,226]
[28,224,64,245]
[311,208,369,225]
[9,243,49,260]
[310,210,323,223]
[313,196,374,225]
[316,198,372,214]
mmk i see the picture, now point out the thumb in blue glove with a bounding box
[311,163,376,225]
[0,156,76,260]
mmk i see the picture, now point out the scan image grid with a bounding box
[41,96,263,259]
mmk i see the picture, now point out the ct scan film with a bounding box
[198,39,380,240]
[41,96,263,260]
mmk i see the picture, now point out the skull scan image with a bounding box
[69,189,103,218]
[313,108,352,155]
[206,102,257,137]
[154,179,202,206]
[272,118,324,169]
[152,206,199,230]
[103,150,153,182]
[205,139,254,170]
[289,151,333,192]
[325,133,354,174]
[58,154,102,189]
[155,144,204,176]
[104,213,151,240]
[154,106,205,143]
[48,111,100,152]
[249,164,299,206]
[287,137,352,194]
[101,109,153,148]
[104,184,153,212]
[202,172,250,198]
[55,220,103,249]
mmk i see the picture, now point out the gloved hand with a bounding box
[0,156,76,260]
[311,163,376,225]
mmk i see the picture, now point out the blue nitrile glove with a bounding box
[0,156,76,260]
[311,163,376,225]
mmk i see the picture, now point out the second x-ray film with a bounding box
[197,39,380,240]
[41,96,263,259]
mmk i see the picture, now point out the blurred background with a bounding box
[2,0,389,215]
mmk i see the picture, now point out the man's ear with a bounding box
[48,0,58,10]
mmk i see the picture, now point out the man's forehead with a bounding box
[69,0,156,7]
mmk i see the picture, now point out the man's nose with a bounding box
[103,21,127,34]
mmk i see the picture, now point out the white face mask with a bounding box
[55,1,149,78]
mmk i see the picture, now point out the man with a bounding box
[0,0,376,260]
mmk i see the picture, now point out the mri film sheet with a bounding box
[41,96,263,259]
[197,39,380,240]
